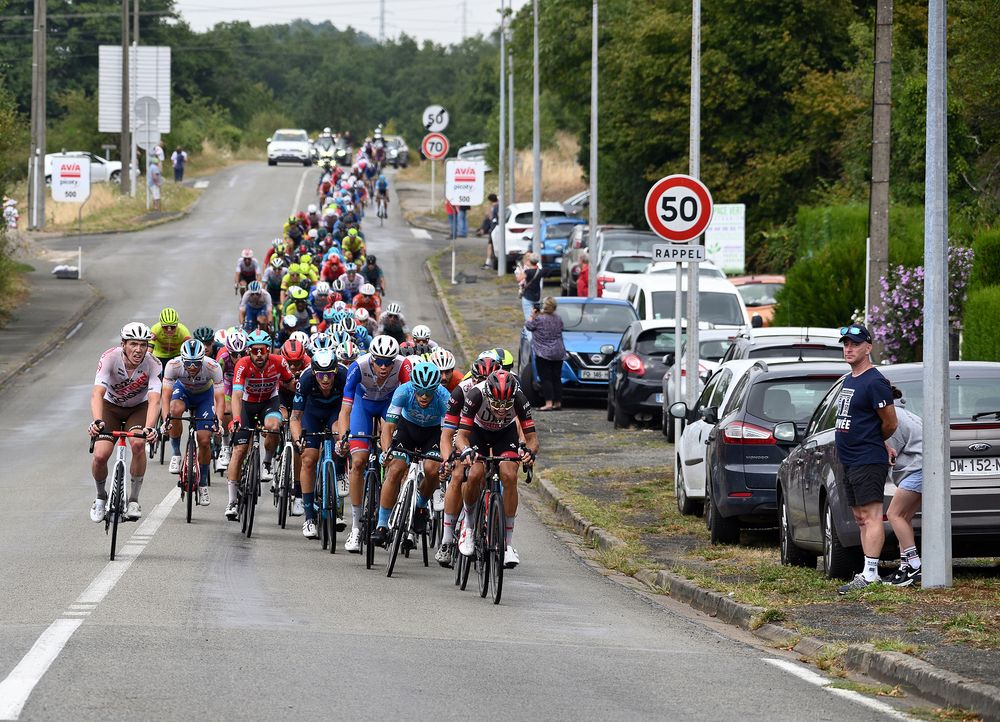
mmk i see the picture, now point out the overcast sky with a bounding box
[173,0,531,47]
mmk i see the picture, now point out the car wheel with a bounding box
[303,160,312,167]
[268,160,277,166]
[779,490,817,568]
[519,369,543,408]
[676,463,699,516]
[822,497,862,580]
[705,472,740,544]
[661,408,676,442]
[612,400,632,430]
[109,170,121,184]
[606,390,614,422]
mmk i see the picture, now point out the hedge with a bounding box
[962,285,1000,361]
[971,228,1000,289]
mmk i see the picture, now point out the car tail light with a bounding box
[728,492,752,498]
[952,422,1000,430]
[621,353,645,377]
[510,227,528,233]
[597,275,615,285]
[722,420,775,444]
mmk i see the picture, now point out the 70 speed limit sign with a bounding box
[644,174,714,243]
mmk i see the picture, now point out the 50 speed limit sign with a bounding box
[644,174,714,243]
[421,132,449,161]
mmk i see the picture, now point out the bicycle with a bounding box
[236,424,281,539]
[271,422,295,529]
[384,446,436,578]
[376,194,387,225]
[303,429,346,553]
[167,413,214,524]
[349,423,383,569]
[89,429,147,561]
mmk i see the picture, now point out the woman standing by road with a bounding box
[525,296,566,411]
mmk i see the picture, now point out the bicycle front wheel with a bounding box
[185,434,197,523]
[489,491,506,604]
[326,461,338,554]
[386,482,413,578]
[476,499,490,598]
[109,466,124,561]
[277,449,292,529]
[363,471,379,569]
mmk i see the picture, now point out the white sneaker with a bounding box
[432,488,445,512]
[225,501,239,521]
[217,446,230,470]
[302,519,319,539]
[335,516,346,532]
[168,455,182,474]
[504,546,520,569]
[261,463,274,482]
[125,501,141,520]
[458,524,475,557]
[345,528,362,553]
[198,487,210,506]
[90,498,107,523]
[291,497,305,516]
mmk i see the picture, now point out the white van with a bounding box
[619,273,750,327]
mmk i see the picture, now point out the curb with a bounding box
[21,192,203,242]
[533,471,1000,720]
[424,256,472,369]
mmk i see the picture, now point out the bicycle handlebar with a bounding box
[89,429,148,453]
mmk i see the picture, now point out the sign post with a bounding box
[421,131,449,216]
[644,174,714,434]
[445,159,486,284]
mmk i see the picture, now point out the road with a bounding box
[0,163,914,721]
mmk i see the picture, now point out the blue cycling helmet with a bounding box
[310,333,335,352]
[354,326,371,342]
[247,280,263,294]
[247,329,272,348]
[411,361,441,393]
[323,306,338,322]
[180,338,206,363]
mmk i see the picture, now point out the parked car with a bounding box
[562,189,590,216]
[594,250,654,298]
[267,129,312,166]
[718,327,843,364]
[44,152,121,184]
[491,202,570,271]
[385,136,409,168]
[606,320,686,428]
[776,361,1000,579]
[620,273,751,327]
[517,297,638,405]
[559,224,633,296]
[456,142,492,171]
[730,274,785,327]
[539,216,586,278]
[696,361,847,545]
[643,260,727,280]
[658,328,738,441]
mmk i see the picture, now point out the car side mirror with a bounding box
[266,137,272,143]
[669,401,688,420]
[774,421,798,444]
[701,406,719,425]
[600,344,615,355]
[662,352,675,366]
[751,314,764,329]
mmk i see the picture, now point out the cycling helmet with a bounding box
[287,214,298,226]
[359,283,376,296]
[354,307,370,323]
[492,347,515,372]
[311,348,337,373]
[158,307,179,326]
[226,328,249,355]
[322,306,338,322]
[307,203,318,214]
[281,339,307,363]
[213,328,228,349]
[354,326,371,343]
[412,324,431,341]
[348,228,359,237]
[471,356,500,382]
[241,248,254,259]
[270,256,285,269]
[411,361,441,392]
[288,263,301,275]
[345,264,357,274]
[272,238,284,251]
[121,321,153,342]
[384,302,402,316]
[301,253,313,266]
[336,339,359,363]
[337,316,357,334]
[289,330,310,347]
[311,333,335,352]
[333,300,347,312]
[247,329,272,348]
[314,281,331,296]
[368,254,377,264]
[247,280,263,294]
[485,370,518,405]
[353,262,364,272]
[431,347,456,372]
[180,339,206,363]
[289,286,309,301]
[193,326,215,346]
[331,279,345,293]
[369,334,400,360]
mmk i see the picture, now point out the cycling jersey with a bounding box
[150,322,192,360]
[343,354,412,404]
[162,356,224,394]
[236,258,259,281]
[293,367,347,416]
[459,383,535,434]
[94,346,163,407]
[216,348,239,396]
[351,293,380,316]
[338,273,364,298]
[386,382,450,428]
[232,354,293,403]
[443,376,476,430]
[240,290,273,318]
[376,179,388,193]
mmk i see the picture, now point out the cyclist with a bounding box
[216,328,248,470]
[377,303,408,343]
[239,280,273,333]
[192,326,217,357]
[277,286,314,343]
[280,263,306,305]
[150,307,192,376]
[431,347,462,392]
[88,323,162,522]
[234,248,260,294]
[455,369,538,569]
[291,348,348,540]
[321,253,347,283]
[278,338,311,517]
[341,227,365,261]
[309,281,333,319]
[335,335,412,552]
[371,361,450,547]
[411,324,438,349]
[352,283,381,319]
[161,339,225,505]
[225,330,295,521]
[361,255,385,296]
[338,264,364,299]
[375,174,389,212]
[263,255,287,307]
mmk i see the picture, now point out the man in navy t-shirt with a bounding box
[834,323,898,594]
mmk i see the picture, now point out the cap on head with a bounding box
[839,323,873,344]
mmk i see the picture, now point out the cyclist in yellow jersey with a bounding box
[150,307,192,375]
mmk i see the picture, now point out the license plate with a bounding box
[655,393,664,404]
[950,456,1000,476]
[580,369,608,380]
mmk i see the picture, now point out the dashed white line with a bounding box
[291,169,310,217]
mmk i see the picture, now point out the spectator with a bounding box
[445,199,458,239]
[834,323,898,594]
[458,204,469,237]
[152,142,165,166]
[170,146,188,183]
[147,158,163,212]
[576,253,600,297]
[885,388,924,587]
[525,297,566,411]
[515,253,543,321]
[479,193,499,269]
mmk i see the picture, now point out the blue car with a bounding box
[538,217,586,278]
[517,297,638,404]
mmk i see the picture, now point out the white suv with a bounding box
[44,152,121,184]
[267,129,312,166]
[491,201,570,271]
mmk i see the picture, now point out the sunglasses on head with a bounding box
[840,326,870,341]
[372,357,394,368]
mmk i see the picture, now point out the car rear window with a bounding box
[700,339,732,361]
[514,210,567,224]
[894,374,1000,421]
[747,378,841,423]
[650,291,745,326]
[748,344,843,360]
[737,283,783,306]
[556,303,636,333]
[602,234,657,253]
[605,256,651,274]
[545,223,578,240]
[636,329,683,354]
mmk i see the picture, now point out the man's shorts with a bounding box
[898,469,923,493]
[97,399,148,442]
[234,397,282,446]
[467,424,521,462]
[170,385,216,431]
[301,407,340,449]
[151,185,161,200]
[348,397,391,453]
[844,463,890,507]
[390,418,441,463]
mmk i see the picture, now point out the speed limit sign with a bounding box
[422,105,449,132]
[422,132,449,161]
[644,174,714,243]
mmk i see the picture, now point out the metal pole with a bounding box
[430,160,436,215]
[496,1,507,278]
[530,0,541,256]
[508,34,516,204]
[120,0,130,196]
[685,0,702,409]
[921,0,951,588]
[28,0,46,229]
[379,0,385,43]
[587,0,599,298]
[129,0,139,198]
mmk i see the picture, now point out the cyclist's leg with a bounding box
[262,398,283,465]
[192,390,216,486]
[347,400,372,530]
[226,401,259,509]
[299,408,328,524]
[168,387,188,459]
[378,457,407,532]
[91,400,126,500]
[124,402,149,503]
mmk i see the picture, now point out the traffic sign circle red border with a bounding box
[422,132,449,161]
[644,174,714,243]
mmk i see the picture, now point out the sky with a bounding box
[172,0,531,47]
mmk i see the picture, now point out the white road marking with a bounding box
[193,180,209,189]
[0,488,179,720]
[291,169,310,216]
[762,658,912,720]
[65,322,83,340]
[228,175,237,188]
[411,228,431,240]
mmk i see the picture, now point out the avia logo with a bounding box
[968,442,992,452]
[59,163,82,178]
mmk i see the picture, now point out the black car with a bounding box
[607,320,682,429]
[702,361,846,544]
[386,137,409,168]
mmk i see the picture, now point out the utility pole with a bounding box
[462,0,467,42]
[120,0,131,195]
[684,0,702,410]
[496,1,507,277]
[586,0,599,298]
[530,0,541,256]
[508,24,516,203]
[28,0,46,229]
[132,0,140,198]
[921,0,951,589]
[379,0,385,43]
[867,0,892,360]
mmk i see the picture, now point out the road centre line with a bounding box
[290,168,310,218]
[762,659,912,720]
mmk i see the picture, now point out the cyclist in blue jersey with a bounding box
[370,361,450,546]
[238,281,273,333]
[290,349,348,540]
[335,334,412,553]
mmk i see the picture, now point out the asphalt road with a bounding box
[0,163,914,721]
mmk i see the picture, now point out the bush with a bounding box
[962,285,1000,361]
[971,228,1000,289]
[772,235,864,327]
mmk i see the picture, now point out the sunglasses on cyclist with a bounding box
[314,371,336,382]
[183,360,203,369]
[248,346,270,355]
[161,324,177,331]
[413,387,435,398]
[372,357,394,368]
[488,398,515,411]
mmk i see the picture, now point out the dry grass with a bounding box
[41,181,201,233]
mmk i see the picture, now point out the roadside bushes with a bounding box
[962,286,1000,361]
[971,228,1000,288]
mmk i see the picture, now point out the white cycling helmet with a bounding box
[121,322,153,342]
[314,281,331,296]
[307,203,318,214]
[241,247,254,259]
[333,300,347,312]
[369,334,399,360]
[226,328,249,354]
[384,302,402,317]
[412,324,432,341]
[289,330,310,347]
[431,347,456,372]
[359,283,376,296]
[331,278,345,292]
[336,339,359,363]
[213,328,228,348]
[354,307,370,322]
